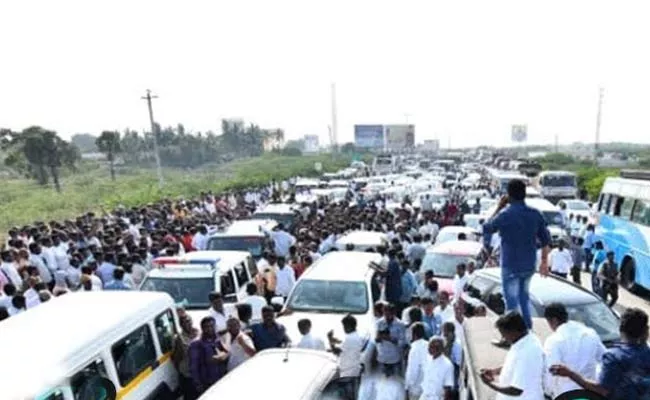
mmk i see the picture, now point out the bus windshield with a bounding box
[542,175,576,187]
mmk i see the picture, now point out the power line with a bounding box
[141,89,164,188]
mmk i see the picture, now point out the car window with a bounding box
[286,280,368,314]
[111,325,157,387]
[465,276,495,301]
[154,310,177,354]
[247,256,258,279]
[234,262,249,289]
[71,359,115,400]
[220,271,237,302]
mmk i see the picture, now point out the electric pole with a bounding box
[142,89,164,188]
[330,83,338,154]
[594,87,604,161]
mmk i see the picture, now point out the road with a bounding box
[578,271,650,316]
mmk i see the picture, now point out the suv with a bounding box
[462,268,620,345]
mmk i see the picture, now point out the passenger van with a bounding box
[0,291,179,400]
[139,251,258,322]
[206,219,276,260]
[251,203,298,230]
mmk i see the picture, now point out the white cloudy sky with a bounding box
[1,0,649,147]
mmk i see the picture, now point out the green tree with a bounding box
[95,131,122,180]
[1,126,79,191]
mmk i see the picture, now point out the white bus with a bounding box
[0,291,180,400]
[535,170,578,203]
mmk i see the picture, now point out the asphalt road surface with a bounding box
[578,271,650,316]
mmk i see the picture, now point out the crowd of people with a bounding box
[1,169,650,399]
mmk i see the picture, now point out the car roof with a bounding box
[255,203,296,214]
[147,250,249,278]
[439,226,478,234]
[430,240,483,255]
[336,230,388,246]
[300,251,381,282]
[198,349,337,399]
[222,219,276,236]
[474,269,601,305]
[524,198,560,211]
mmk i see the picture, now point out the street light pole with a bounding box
[142,89,164,188]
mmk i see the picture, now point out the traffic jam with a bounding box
[2,152,649,400]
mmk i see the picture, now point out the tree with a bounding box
[96,131,122,180]
[70,133,98,153]
[1,126,80,191]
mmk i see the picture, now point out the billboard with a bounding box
[354,125,384,148]
[385,124,415,150]
[511,125,528,143]
[422,139,440,152]
[303,135,319,153]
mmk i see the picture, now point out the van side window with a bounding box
[111,325,157,387]
[235,262,249,289]
[620,198,635,220]
[220,271,237,302]
[38,390,64,400]
[154,310,177,354]
[247,256,258,279]
[601,194,611,213]
[71,359,115,400]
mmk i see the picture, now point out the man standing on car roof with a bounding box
[482,179,551,339]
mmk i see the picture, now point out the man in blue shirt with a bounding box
[375,303,407,377]
[384,249,403,307]
[583,224,596,267]
[551,308,650,399]
[482,179,551,333]
[399,259,417,315]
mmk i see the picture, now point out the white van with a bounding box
[206,219,276,260]
[140,251,258,323]
[0,291,179,400]
[335,230,389,251]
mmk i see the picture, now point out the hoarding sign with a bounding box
[354,125,384,148]
[385,124,415,149]
[511,125,528,143]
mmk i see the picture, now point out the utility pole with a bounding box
[330,83,338,154]
[594,87,604,161]
[142,89,164,188]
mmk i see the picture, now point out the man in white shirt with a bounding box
[274,257,296,298]
[296,319,326,350]
[479,311,545,400]
[420,336,455,400]
[29,243,52,286]
[222,317,256,371]
[452,263,468,302]
[191,225,209,251]
[543,302,605,399]
[404,323,429,400]
[208,292,229,334]
[434,291,454,324]
[243,282,267,323]
[0,251,23,289]
[550,240,573,279]
[263,224,296,258]
[327,314,368,400]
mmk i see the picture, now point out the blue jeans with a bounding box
[502,272,533,329]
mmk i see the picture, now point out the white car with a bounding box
[435,226,480,245]
[557,199,593,221]
[275,252,381,359]
[335,230,389,252]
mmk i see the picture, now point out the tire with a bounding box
[621,258,638,293]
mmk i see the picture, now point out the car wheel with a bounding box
[621,258,638,293]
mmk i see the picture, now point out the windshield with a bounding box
[532,301,620,343]
[207,236,263,257]
[566,201,590,211]
[542,175,576,187]
[542,211,564,226]
[251,213,295,228]
[286,280,368,314]
[140,277,214,309]
[422,253,475,278]
[376,157,392,166]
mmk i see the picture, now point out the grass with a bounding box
[0,154,350,232]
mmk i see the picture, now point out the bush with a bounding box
[576,167,619,200]
[0,154,350,231]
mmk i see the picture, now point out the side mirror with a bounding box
[271,296,285,307]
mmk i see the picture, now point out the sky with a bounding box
[1,0,650,147]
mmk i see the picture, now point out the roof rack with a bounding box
[620,169,650,181]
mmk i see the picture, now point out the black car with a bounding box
[462,268,620,345]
